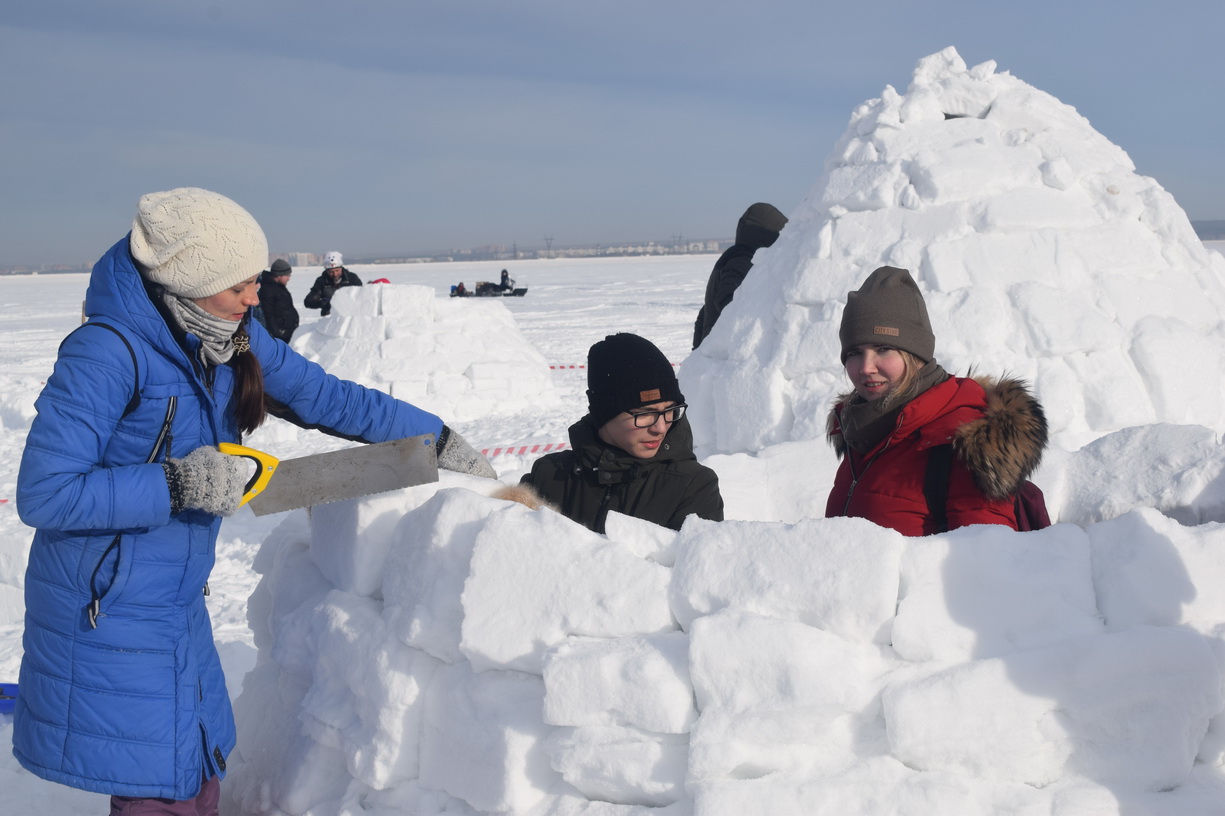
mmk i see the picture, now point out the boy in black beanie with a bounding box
[520,333,723,534]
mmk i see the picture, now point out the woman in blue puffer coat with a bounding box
[14,188,495,811]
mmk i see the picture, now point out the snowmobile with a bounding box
[473,276,527,297]
[450,279,528,297]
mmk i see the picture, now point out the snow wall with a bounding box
[226,484,1225,815]
[291,284,555,423]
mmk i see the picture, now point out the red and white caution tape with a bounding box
[481,442,570,458]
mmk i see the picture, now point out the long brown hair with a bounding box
[137,269,269,435]
[880,349,924,409]
[229,326,267,435]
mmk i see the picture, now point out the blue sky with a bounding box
[3,1,1222,267]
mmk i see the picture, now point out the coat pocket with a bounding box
[84,531,134,628]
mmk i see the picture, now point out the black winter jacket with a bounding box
[521,415,723,534]
[258,271,299,342]
[693,208,786,348]
[304,268,363,316]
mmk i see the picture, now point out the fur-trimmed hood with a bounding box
[828,375,1048,500]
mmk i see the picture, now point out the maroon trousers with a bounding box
[109,775,219,816]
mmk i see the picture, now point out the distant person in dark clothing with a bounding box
[693,203,789,348]
[257,258,299,342]
[304,251,362,316]
[520,333,723,534]
[500,269,512,290]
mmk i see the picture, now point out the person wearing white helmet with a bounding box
[304,249,362,316]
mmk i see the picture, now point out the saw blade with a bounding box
[247,434,439,516]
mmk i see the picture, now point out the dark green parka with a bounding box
[521,415,723,534]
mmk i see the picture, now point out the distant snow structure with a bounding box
[291,283,555,422]
[683,46,1225,457]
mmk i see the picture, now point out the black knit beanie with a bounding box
[839,266,935,364]
[270,258,292,274]
[587,333,684,428]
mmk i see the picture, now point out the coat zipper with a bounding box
[839,412,903,516]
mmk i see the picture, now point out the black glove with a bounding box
[164,446,248,516]
[436,426,497,479]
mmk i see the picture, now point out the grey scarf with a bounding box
[163,293,239,367]
[840,362,949,454]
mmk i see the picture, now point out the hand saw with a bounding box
[218,434,439,516]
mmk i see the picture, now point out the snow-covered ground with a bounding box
[4,47,1225,815]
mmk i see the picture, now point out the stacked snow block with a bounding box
[227,482,1225,816]
[292,283,554,421]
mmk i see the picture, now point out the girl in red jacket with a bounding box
[825,266,1047,536]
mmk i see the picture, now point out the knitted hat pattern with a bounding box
[587,333,684,428]
[839,266,936,364]
[130,188,269,299]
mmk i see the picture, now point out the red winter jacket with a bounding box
[825,376,1047,537]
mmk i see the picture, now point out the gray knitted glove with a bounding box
[164,445,249,516]
[436,426,497,479]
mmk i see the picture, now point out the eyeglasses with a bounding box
[628,404,687,427]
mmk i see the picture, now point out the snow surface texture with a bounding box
[4,46,1225,815]
[683,46,1225,457]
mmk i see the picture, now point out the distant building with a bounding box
[284,252,320,267]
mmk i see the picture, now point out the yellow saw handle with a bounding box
[218,443,280,507]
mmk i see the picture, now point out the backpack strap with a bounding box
[923,443,955,534]
[64,321,141,418]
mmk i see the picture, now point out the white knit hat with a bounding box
[323,251,343,269]
[129,187,269,299]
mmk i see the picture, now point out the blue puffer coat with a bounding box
[13,237,443,799]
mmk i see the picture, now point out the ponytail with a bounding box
[229,328,267,435]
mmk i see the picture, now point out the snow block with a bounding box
[603,510,680,565]
[891,524,1102,662]
[295,591,441,788]
[380,283,437,323]
[690,756,1050,816]
[419,662,559,813]
[542,632,695,734]
[687,609,890,782]
[669,516,904,644]
[330,284,381,318]
[382,488,499,664]
[1089,507,1225,630]
[883,626,1223,790]
[544,725,688,807]
[460,509,675,674]
[309,487,421,597]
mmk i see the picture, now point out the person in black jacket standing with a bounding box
[257,258,300,342]
[693,202,788,348]
[520,333,723,534]
[304,251,362,316]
